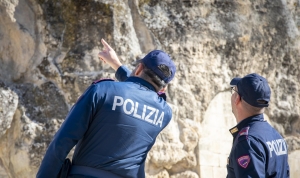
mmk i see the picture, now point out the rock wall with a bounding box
[0,0,299,177]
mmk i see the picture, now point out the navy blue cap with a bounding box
[141,50,176,83]
[230,73,271,107]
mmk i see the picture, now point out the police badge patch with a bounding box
[237,155,250,168]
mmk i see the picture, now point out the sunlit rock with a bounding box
[0,0,299,177]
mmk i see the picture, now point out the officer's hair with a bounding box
[140,63,168,91]
[241,99,265,114]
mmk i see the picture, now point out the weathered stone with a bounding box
[0,85,18,137]
[0,0,299,177]
[170,170,199,178]
[289,150,300,178]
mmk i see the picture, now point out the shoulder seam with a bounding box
[92,79,115,84]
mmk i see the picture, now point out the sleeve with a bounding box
[231,136,266,178]
[115,65,131,81]
[36,84,101,178]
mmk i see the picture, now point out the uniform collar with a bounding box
[229,114,264,138]
[126,77,156,92]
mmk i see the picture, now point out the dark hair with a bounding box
[140,63,169,91]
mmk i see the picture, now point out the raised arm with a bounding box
[98,39,131,81]
[98,39,122,71]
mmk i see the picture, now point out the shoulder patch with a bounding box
[92,78,115,84]
[238,126,250,136]
[237,155,251,168]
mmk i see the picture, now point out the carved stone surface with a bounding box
[0,0,299,177]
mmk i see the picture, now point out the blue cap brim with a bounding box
[230,77,242,87]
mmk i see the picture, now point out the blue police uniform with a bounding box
[36,65,172,178]
[226,114,290,178]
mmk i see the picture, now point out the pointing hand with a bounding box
[98,39,122,71]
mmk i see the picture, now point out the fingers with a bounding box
[98,51,105,61]
[99,39,120,69]
[100,58,106,63]
[98,54,106,63]
[101,38,112,50]
[98,52,105,59]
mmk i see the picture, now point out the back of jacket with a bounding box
[36,77,172,178]
[227,115,290,178]
[249,119,289,177]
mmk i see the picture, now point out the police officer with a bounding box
[227,73,290,178]
[36,39,176,178]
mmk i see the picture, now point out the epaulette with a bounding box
[230,127,238,134]
[234,126,250,143]
[238,126,250,137]
[92,78,115,84]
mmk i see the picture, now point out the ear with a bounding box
[234,93,241,105]
[134,63,144,76]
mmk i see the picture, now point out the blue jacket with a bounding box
[36,66,172,178]
[226,114,290,178]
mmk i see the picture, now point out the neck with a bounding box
[234,109,256,124]
[126,77,157,92]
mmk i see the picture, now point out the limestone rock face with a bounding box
[0,0,299,178]
[0,82,18,137]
